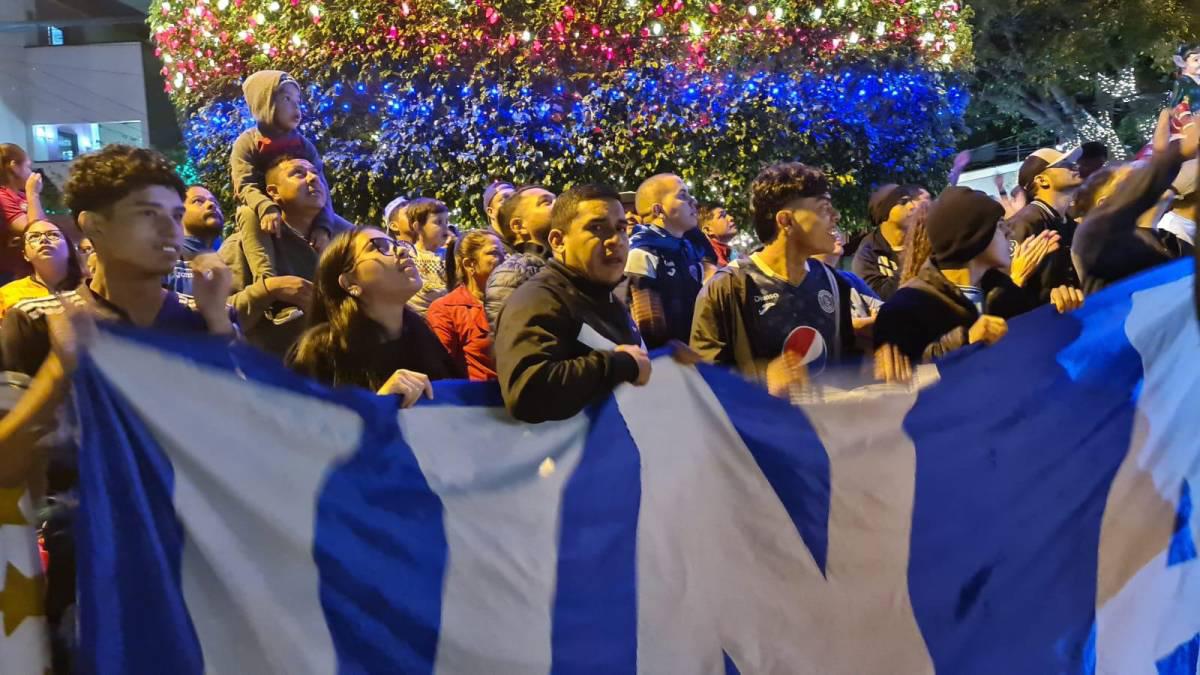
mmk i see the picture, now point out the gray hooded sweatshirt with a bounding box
[229,70,351,281]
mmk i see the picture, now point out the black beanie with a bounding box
[926,186,1005,267]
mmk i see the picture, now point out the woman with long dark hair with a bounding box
[426,229,506,381]
[0,220,83,319]
[285,227,464,405]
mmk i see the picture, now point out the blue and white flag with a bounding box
[75,260,1199,674]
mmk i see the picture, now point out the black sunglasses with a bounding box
[366,236,412,257]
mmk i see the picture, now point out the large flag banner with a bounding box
[74,260,1198,674]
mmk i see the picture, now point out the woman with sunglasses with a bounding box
[0,220,82,320]
[285,227,464,406]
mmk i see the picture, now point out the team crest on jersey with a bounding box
[818,289,835,314]
[783,326,828,375]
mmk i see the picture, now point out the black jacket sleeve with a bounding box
[494,283,640,423]
[1,308,49,377]
[981,269,1041,320]
[1074,145,1186,293]
[874,288,964,362]
[851,237,898,301]
[689,271,739,367]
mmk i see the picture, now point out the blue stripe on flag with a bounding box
[550,395,642,673]
[907,262,1188,674]
[75,353,204,675]
[697,363,832,574]
[314,394,449,673]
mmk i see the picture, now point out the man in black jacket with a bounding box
[1074,111,1198,295]
[1006,147,1083,302]
[494,184,650,423]
[851,183,925,301]
[483,185,556,329]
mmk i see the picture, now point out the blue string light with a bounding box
[182,62,967,227]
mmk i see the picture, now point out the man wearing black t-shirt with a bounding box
[690,162,861,398]
[2,146,236,378]
[0,144,237,673]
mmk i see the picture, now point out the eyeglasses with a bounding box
[25,231,63,245]
[366,236,412,257]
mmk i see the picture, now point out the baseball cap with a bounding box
[1018,147,1082,193]
[382,195,407,226]
[482,181,515,215]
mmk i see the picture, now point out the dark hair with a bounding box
[23,220,84,291]
[749,162,830,243]
[496,185,547,245]
[262,153,308,184]
[298,227,392,389]
[549,183,621,233]
[1072,163,1125,218]
[65,144,185,216]
[405,197,448,230]
[698,203,722,227]
[1080,142,1109,161]
[0,143,28,186]
[445,229,501,291]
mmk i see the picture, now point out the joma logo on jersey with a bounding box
[755,292,781,315]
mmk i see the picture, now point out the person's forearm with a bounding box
[1076,143,1184,277]
[206,316,236,337]
[630,287,666,346]
[26,188,46,224]
[0,354,68,487]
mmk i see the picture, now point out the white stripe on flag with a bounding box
[399,405,589,675]
[1095,276,1200,674]
[0,489,49,672]
[91,334,364,674]
[615,360,936,674]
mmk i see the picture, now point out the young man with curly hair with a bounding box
[690,162,862,398]
[0,143,238,672]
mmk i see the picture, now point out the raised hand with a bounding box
[1009,229,1061,287]
[190,253,235,335]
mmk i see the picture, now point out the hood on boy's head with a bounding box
[242,70,299,129]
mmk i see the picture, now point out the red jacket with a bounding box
[426,284,497,381]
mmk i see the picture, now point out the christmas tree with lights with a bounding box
[149,0,971,231]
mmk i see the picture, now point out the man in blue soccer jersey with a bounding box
[690,162,862,397]
[624,173,705,349]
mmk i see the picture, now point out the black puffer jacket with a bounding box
[484,241,550,331]
[494,258,643,423]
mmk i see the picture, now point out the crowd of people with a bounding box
[0,61,1196,668]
